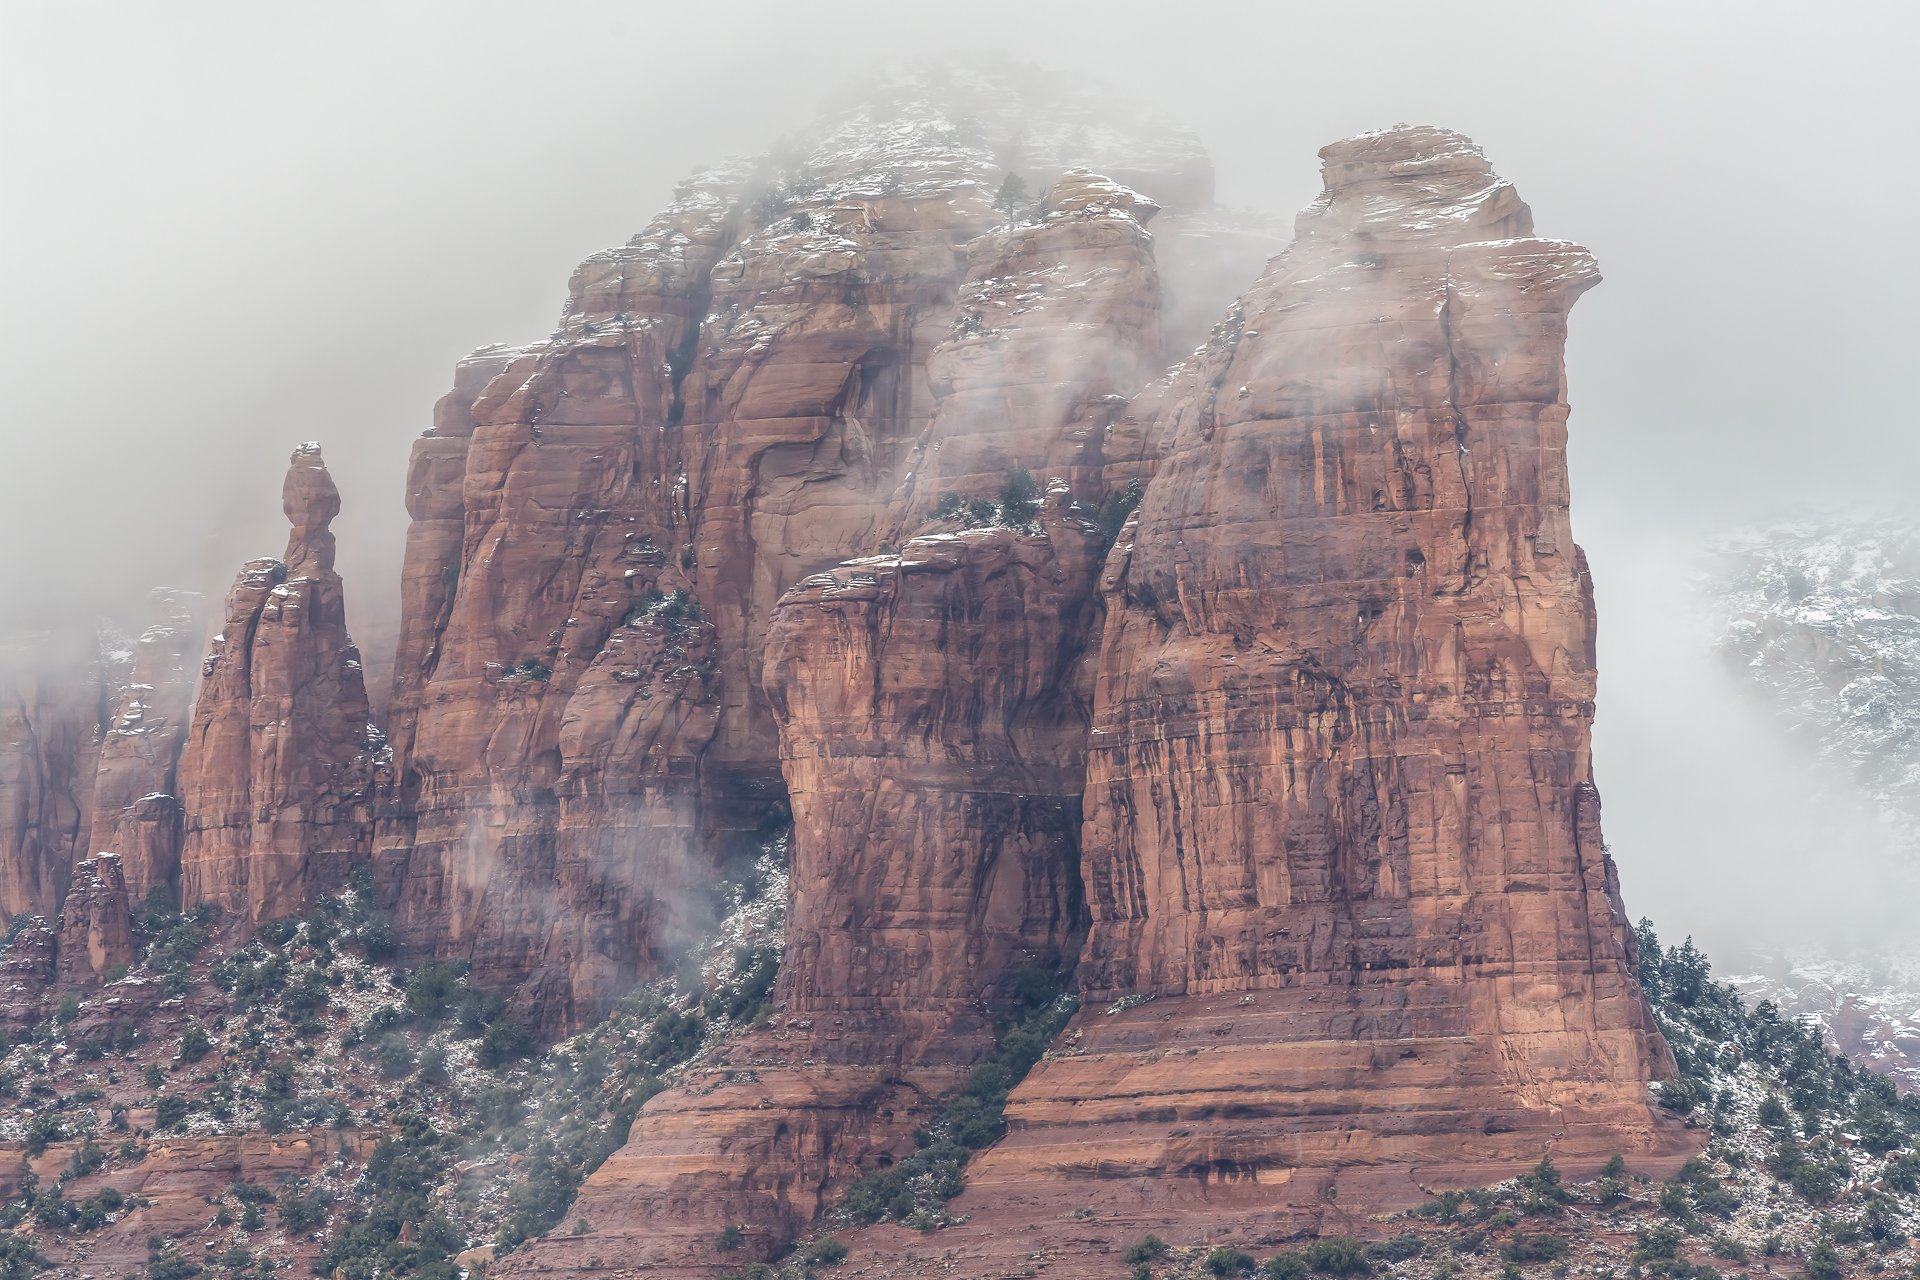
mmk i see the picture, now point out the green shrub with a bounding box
[1124,1236,1167,1265]
[1502,1234,1568,1264]
[155,1094,189,1130]
[1790,1158,1842,1204]
[1264,1253,1310,1280]
[716,1224,743,1252]
[148,1245,201,1280]
[177,1022,212,1062]
[801,1237,847,1267]
[1657,1180,1691,1217]
[995,467,1041,526]
[1203,1247,1254,1275]
[276,1183,327,1234]
[417,1044,450,1085]
[22,1112,63,1156]
[1886,1152,1920,1194]
[376,1034,416,1079]
[1366,1235,1422,1263]
[67,1137,105,1177]
[0,1235,48,1276]
[1656,1077,1702,1115]
[479,1014,534,1068]
[1709,1235,1748,1262]
[1303,1237,1370,1276]
[405,960,466,1020]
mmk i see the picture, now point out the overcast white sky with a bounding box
[3,0,1914,954]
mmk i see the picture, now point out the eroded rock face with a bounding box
[54,853,133,986]
[86,590,201,908]
[371,181,731,1034]
[883,169,1163,526]
[853,125,1695,1272]
[380,82,1220,1036]
[0,645,115,919]
[177,445,373,927]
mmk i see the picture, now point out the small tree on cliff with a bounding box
[994,172,1030,225]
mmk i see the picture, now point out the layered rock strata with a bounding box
[177,445,373,926]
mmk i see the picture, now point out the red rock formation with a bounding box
[0,643,114,919]
[54,853,133,986]
[177,445,373,927]
[828,125,1695,1275]
[379,81,1221,1035]
[86,589,201,908]
[498,162,1170,1276]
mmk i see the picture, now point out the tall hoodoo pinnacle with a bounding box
[176,442,372,927]
[282,442,341,574]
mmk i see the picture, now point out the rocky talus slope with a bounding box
[0,69,1879,1280]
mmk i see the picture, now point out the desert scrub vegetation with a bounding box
[0,829,790,1280]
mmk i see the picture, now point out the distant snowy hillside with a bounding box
[1707,516,1920,1091]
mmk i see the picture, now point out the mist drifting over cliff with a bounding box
[4,0,1916,964]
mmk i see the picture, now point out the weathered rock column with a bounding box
[54,853,134,986]
[177,445,373,927]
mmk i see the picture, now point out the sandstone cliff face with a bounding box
[372,179,730,1032]
[177,445,373,927]
[883,169,1163,525]
[86,589,201,909]
[0,593,201,929]
[0,919,56,1026]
